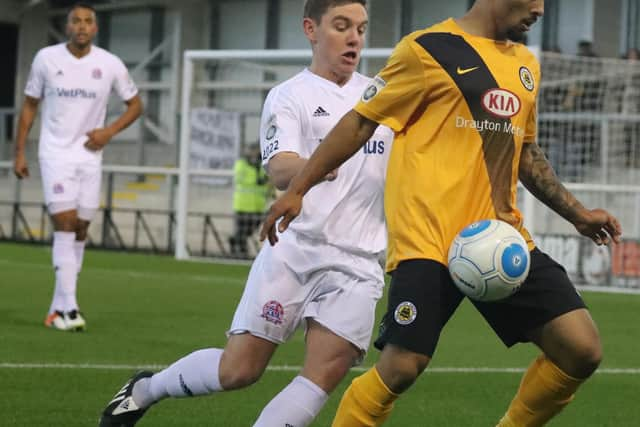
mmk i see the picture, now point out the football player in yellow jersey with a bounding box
[261,0,623,426]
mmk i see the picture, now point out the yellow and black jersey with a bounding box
[354,18,540,271]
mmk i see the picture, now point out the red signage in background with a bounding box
[534,235,640,289]
[611,240,640,277]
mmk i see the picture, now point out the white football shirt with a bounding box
[260,69,394,255]
[25,43,138,164]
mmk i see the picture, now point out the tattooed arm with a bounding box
[518,142,622,245]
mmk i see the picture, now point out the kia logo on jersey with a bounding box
[481,88,521,118]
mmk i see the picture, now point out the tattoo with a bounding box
[518,143,584,223]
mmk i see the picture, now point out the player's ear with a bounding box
[303,17,317,43]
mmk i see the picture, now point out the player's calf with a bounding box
[218,333,277,389]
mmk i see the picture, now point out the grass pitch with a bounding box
[1,242,638,426]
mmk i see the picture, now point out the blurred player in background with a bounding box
[228,142,272,257]
[99,1,392,426]
[14,2,142,331]
[261,0,622,426]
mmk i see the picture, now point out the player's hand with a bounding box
[84,128,113,151]
[324,168,338,182]
[13,153,29,179]
[573,208,622,245]
[260,190,303,246]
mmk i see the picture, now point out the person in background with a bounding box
[14,2,142,331]
[228,142,272,257]
[577,40,597,57]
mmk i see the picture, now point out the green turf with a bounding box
[0,242,638,426]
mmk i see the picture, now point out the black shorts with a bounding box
[374,248,587,357]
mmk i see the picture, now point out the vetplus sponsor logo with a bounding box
[54,87,98,99]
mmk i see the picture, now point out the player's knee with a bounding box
[571,340,603,378]
[52,214,77,231]
[302,352,357,393]
[378,347,430,393]
[75,229,87,241]
[219,359,265,390]
[75,220,90,240]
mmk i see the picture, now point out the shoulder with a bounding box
[265,71,309,106]
[351,71,370,84]
[348,72,374,90]
[272,70,310,93]
[389,30,431,59]
[517,45,540,66]
[403,19,451,44]
[93,46,127,66]
[515,44,541,75]
[34,43,63,60]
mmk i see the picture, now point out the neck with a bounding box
[308,61,351,87]
[66,42,91,58]
[456,4,504,41]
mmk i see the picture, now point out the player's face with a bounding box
[496,0,544,42]
[305,3,368,83]
[66,7,98,48]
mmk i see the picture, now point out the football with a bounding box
[447,219,530,302]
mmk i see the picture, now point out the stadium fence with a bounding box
[0,49,639,292]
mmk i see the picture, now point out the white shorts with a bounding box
[40,158,102,220]
[229,231,385,355]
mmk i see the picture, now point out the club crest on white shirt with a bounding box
[261,300,284,325]
[53,183,64,194]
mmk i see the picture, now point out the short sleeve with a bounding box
[259,86,302,165]
[523,62,541,144]
[523,100,537,143]
[354,38,427,132]
[24,51,46,99]
[112,57,138,101]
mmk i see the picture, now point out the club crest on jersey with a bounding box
[265,124,277,140]
[519,66,534,91]
[261,300,284,325]
[481,88,521,118]
[92,68,102,80]
[53,183,64,194]
[362,75,386,103]
[394,301,417,325]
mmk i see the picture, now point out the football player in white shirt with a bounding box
[99,1,392,426]
[14,2,142,332]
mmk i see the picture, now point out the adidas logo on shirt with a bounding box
[313,106,330,117]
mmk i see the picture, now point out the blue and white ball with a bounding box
[447,219,530,302]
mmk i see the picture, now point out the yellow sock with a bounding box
[332,367,398,427]
[497,355,584,427]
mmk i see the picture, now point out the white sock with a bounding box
[49,236,81,314]
[74,240,86,274]
[51,231,78,312]
[48,279,64,314]
[134,348,224,408]
[253,376,328,427]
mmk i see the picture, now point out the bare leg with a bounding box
[253,320,361,427]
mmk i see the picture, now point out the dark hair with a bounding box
[68,2,97,15]
[303,0,367,24]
